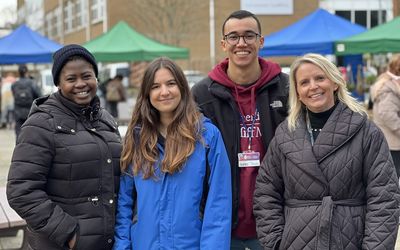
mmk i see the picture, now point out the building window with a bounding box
[47,7,61,38]
[46,12,53,38]
[74,0,86,29]
[371,10,387,27]
[52,14,58,37]
[55,6,62,37]
[90,0,104,23]
[64,1,74,33]
[335,9,387,29]
[335,11,351,21]
[355,10,367,27]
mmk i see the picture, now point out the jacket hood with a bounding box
[208,58,281,111]
[370,78,400,102]
[31,91,101,122]
[30,94,50,115]
[208,57,281,91]
[201,115,212,126]
[279,102,367,164]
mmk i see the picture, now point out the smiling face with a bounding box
[58,58,97,106]
[221,17,264,69]
[295,63,338,113]
[149,68,182,120]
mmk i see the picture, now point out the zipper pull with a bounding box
[88,196,99,206]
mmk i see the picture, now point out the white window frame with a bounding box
[55,6,62,37]
[90,0,105,24]
[74,0,86,29]
[64,0,74,33]
[335,9,387,29]
[46,12,53,38]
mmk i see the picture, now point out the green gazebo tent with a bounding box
[335,16,400,55]
[83,21,189,61]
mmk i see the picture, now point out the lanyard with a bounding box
[239,108,258,151]
[232,84,258,151]
[306,111,315,146]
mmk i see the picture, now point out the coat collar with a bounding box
[32,91,118,133]
[277,102,367,187]
[311,102,366,162]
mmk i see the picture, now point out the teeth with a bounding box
[77,91,88,95]
[310,93,322,98]
[236,51,249,55]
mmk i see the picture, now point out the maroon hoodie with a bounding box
[209,57,281,239]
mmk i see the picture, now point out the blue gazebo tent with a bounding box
[259,8,366,57]
[0,24,62,64]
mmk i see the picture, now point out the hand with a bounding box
[68,233,77,250]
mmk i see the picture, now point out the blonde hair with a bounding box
[371,54,400,101]
[288,53,367,131]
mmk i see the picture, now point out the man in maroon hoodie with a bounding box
[192,10,289,249]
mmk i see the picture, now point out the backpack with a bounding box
[13,79,34,107]
[106,82,122,102]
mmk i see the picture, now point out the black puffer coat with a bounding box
[7,92,121,250]
[254,102,400,250]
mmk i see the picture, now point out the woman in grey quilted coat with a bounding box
[254,53,400,250]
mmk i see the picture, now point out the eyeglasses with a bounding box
[224,31,260,45]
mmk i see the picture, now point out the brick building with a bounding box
[16,0,397,84]
[17,0,318,72]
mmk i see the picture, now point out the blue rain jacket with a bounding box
[114,119,232,249]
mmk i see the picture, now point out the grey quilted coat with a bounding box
[254,102,400,250]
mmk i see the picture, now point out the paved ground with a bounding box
[0,128,14,187]
[0,128,25,249]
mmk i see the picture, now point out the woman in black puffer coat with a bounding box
[7,44,121,250]
[254,53,400,250]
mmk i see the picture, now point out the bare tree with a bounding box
[130,0,208,46]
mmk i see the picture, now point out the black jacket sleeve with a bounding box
[6,112,77,248]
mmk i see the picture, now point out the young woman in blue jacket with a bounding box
[114,57,232,250]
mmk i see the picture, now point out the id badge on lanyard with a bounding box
[238,151,260,167]
[237,108,260,167]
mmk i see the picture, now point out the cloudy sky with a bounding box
[0,1,17,27]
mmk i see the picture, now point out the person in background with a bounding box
[106,74,126,118]
[0,74,16,129]
[254,53,400,249]
[370,53,400,178]
[11,64,41,139]
[191,10,288,249]
[0,76,2,124]
[114,57,232,249]
[98,77,111,107]
[7,44,122,250]
[0,76,3,128]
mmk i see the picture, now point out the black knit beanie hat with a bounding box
[52,44,98,86]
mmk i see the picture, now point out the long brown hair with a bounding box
[121,57,202,178]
